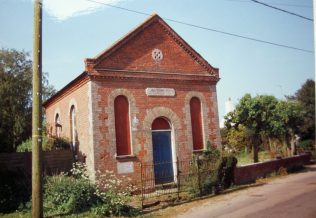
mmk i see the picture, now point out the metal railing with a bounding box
[139,158,219,208]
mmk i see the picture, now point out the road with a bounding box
[176,165,316,218]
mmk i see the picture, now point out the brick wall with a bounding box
[44,81,95,177]
[96,20,210,74]
[92,78,220,180]
[44,14,222,182]
[234,154,311,185]
[0,150,74,176]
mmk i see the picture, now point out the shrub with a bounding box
[200,170,218,195]
[188,142,237,196]
[16,135,70,152]
[70,162,89,179]
[218,154,238,189]
[187,161,201,195]
[0,169,31,213]
[188,141,221,196]
[44,162,98,216]
[297,139,314,152]
[188,160,219,196]
[43,162,138,217]
[203,141,221,161]
[45,136,70,150]
[92,170,138,217]
[44,173,98,216]
[16,139,32,152]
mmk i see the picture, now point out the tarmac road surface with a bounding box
[176,165,316,218]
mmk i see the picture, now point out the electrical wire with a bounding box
[250,0,313,21]
[85,0,314,54]
[225,0,312,8]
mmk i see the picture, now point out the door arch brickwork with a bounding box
[141,107,185,163]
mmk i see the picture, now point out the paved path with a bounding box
[176,165,316,218]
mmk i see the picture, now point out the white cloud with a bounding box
[38,0,124,21]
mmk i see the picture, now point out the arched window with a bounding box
[114,95,131,156]
[55,113,61,137]
[190,97,204,150]
[70,106,76,149]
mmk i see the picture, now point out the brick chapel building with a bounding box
[44,14,221,182]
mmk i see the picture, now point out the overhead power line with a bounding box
[85,0,314,54]
[250,0,313,21]
[226,0,312,8]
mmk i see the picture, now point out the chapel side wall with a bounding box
[92,78,221,181]
[44,81,94,175]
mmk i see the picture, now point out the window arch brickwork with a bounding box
[184,91,209,151]
[105,89,138,157]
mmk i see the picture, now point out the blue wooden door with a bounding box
[152,131,174,184]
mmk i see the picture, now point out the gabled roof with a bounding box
[44,14,220,108]
[43,71,89,108]
[85,14,219,77]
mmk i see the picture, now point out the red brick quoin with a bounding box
[43,14,222,183]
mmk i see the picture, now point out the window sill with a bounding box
[116,155,137,162]
[193,149,205,153]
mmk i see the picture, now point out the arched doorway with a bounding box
[152,117,174,184]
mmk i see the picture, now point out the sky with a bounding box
[0,0,314,126]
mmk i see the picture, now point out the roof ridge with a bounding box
[85,14,218,76]
[85,14,159,65]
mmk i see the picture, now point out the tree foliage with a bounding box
[224,94,305,162]
[0,48,55,152]
[287,79,315,140]
[222,125,253,153]
[225,94,279,162]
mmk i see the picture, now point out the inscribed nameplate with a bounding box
[145,88,175,96]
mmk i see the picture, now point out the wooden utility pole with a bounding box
[32,0,43,217]
[313,1,316,144]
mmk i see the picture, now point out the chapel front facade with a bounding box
[44,14,221,182]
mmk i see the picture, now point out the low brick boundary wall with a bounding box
[234,154,311,185]
[0,150,74,176]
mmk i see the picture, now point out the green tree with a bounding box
[225,93,305,161]
[225,94,279,162]
[287,79,315,140]
[267,100,304,156]
[0,48,55,152]
[223,125,253,153]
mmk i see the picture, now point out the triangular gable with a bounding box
[85,14,218,77]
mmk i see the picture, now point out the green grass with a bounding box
[236,151,272,166]
[0,211,30,218]
[1,211,103,218]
